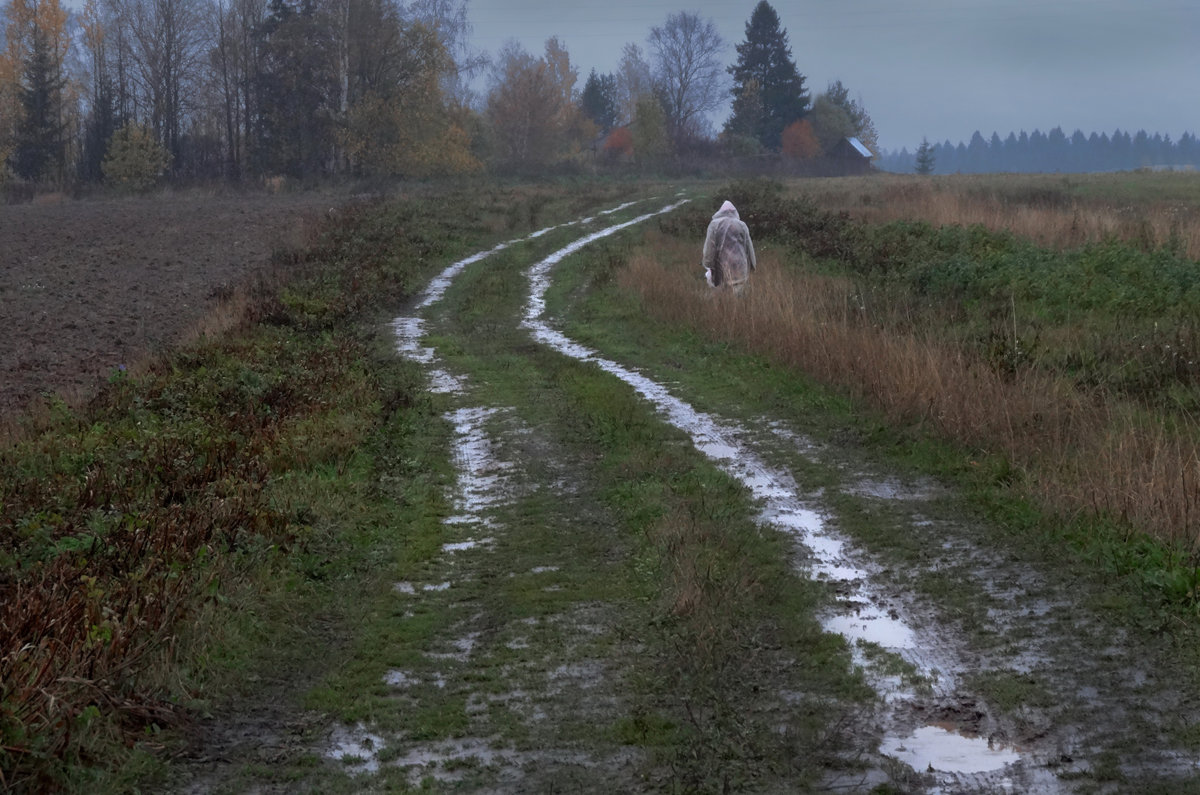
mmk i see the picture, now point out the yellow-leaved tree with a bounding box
[102,123,171,190]
[485,37,587,168]
[338,20,479,177]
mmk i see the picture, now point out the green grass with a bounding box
[14,174,1200,791]
[562,208,1200,622]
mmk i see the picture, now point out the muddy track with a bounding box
[318,197,1199,792]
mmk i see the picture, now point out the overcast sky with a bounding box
[465,0,1200,152]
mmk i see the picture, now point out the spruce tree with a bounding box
[580,69,618,132]
[914,138,935,174]
[12,28,67,182]
[726,1,808,150]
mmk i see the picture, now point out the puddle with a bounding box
[442,538,494,552]
[328,723,385,773]
[425,631,480,662]
[393,581,451,594]
[384,669,420,687]
[391,201,651,394]
[879,724,1020,775]
[825,602,916,649]
[391,315,465,395]
[385,669,447,689]
[519,199,1062,789]
[442,406,515,529]
[845,476,944,502]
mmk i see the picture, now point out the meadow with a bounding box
[636,171,1200,582]
[4,170,1200,790]
[799,170,1200,260]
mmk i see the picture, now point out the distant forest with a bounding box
[879,128,1200,174]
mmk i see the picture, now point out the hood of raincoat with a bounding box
[711,200,739,220]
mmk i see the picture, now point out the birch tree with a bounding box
[110,0,210,172]
[613,42,652,126]
[647,11,724,148]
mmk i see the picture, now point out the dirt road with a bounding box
[298,197,1200,792]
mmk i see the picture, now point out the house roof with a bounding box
[845,137,873,158]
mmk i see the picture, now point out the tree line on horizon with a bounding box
[0,0,883,191]
[881,128,1199,175]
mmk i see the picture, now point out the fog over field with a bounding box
[467,0,1198,150]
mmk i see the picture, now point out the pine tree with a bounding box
[726,1,808,150]
[914,137,935,174]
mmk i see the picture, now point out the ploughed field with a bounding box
[0,192,332,418]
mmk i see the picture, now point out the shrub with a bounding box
[781,120,820,160]
[604,127,634,159]
[102,125,171,192]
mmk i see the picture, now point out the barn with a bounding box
[829,136,874,175]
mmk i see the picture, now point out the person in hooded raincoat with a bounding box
[702,200,756,291]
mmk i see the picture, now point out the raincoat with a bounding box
[702,200,756,290]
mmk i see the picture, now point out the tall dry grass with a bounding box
[621,237,1200,549]
[796,173,1200,260]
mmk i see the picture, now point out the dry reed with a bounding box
[796,173,1200,260]
[621,238,1200,549]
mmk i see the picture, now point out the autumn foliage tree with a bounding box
[603,125,632,159]
[486,37,583,168]
[18,0,485,185]
[613,42,653,126]
[337,13,479,178]
[780,118,819,159]
[630,93,668,163]
[102,122,170,189]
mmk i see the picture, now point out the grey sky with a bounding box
[465,0,1200,152]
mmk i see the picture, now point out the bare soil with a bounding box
[0,192,336,418]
